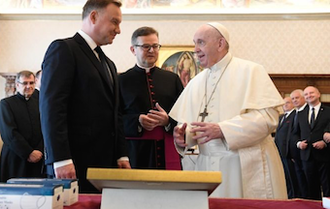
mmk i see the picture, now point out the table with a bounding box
[66,194,325,209]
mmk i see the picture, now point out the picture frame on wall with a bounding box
[158,45,202,88]
[0,0,329,14]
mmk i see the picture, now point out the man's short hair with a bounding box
[131,27,159,45]
[82,0,122,20]
[36,70,42,79]
[16,70,35,82]
[290,89,304,97]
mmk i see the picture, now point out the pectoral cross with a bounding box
[199,107,209,122]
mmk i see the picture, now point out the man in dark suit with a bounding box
[275,97,298,198]
[295,86,330,199]
[40,0,130,193]
[0,71,44,182]
[290,89,308,198]
[119,27,183,170]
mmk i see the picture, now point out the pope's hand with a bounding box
[173,123,187,147]
[190,122,224,144]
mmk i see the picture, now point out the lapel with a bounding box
[312,104,324,130]
[73,33,114,93]
[300,105,311,130]
[277,115,285,130]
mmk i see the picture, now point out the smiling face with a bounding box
[16,74,35,99]
[130,34,159,68]
[304,86,321,106]
[193,24,228,68]
[91,3,122,46]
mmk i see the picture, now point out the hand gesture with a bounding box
[190,122,224,144]
[55,163,76,179]
[173,123,187,148]
[299,140,308,150]
[313,140,326,150]
[148,103,169,127]
[27,150,43,163]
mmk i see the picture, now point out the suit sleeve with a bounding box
[40,40,75,164]
[0,100,34,160]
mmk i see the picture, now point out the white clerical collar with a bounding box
[209,52,232,73]
[78,30,97,51]
[137,63,155,73]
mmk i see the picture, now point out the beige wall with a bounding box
[0,14,330,99]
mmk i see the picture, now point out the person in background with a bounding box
[33,69,42,99]
[169,22,287,199]
[294,86,330,200]
[290,89,308,198]
[274,97,297,198]
[40,0,130,193]
[119,26,183,170]
[0,70,44,182]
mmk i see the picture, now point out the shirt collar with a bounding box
[297,103,307,112]
[78,30,97,51]
[310,102,321,111]
[285,109,295,115]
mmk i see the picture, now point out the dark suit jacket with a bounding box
[40,33,127,182]
[295,104,330,162]
[275,111,296,158]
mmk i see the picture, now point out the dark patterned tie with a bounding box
[293,110,299,130]
[310,107,315,129]
[95,46,113,91]
[280,113,287,125]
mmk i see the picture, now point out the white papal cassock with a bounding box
[169,52,287,199]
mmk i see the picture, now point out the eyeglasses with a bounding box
[17,81,35,86]
[134,44,162,51]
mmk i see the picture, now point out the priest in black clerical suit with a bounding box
[40,0,130,193]
[294,86,330,200]
[119,27,183,170]
[0,71,44,182]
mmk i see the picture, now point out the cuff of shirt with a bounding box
[118,157,129,162]
[53,159,73,169]
[164,122,171,132]
[297,141,301,149]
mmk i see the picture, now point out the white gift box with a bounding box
[7,178,78,206]
[0,183,63,209]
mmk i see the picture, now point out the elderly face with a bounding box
[291,91,305,109]
[16,75,35,99]
[282,97,294,112]
[130,34,159,68]
[304,86,321,106]
[92,3,122,46]
[193,25,224,68]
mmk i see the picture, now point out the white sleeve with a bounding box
[219,107,279,151]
